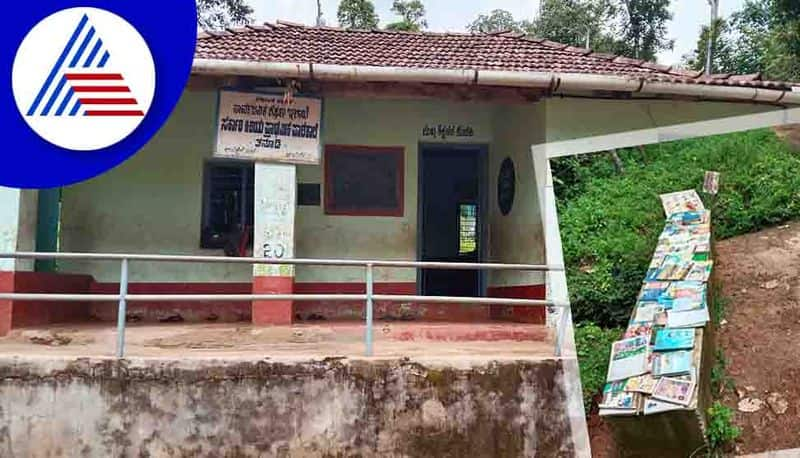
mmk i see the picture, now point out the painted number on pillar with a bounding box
[262,242,286,259]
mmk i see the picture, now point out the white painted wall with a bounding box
[544,98,776,143]
[0,188,36,272]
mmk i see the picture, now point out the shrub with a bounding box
[707,401,741,452]
[574,322,621,412]
[556,129,800,327]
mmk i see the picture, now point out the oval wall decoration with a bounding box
[498,157,515,216]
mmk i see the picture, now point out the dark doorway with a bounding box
[418,144,487,297]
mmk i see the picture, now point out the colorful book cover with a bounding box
[624,375,658,394]
[652,350,693,376]
[659,190,705,217]
[632,304,663,324]
[598,390,639,411]
[655,254,693,280]
[607,336,650,382]
[667,306,710,328]
[639,281,670,302]
[643,397,685,415]
[685,261,713,282]
[653,328,695,351]
[624,323,653,339]
[652,377,696,406]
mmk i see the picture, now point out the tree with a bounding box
[528,0,618,50]
[685,0,800,81]
[683,19,737,74]
[386,0,427,32]
[615,0,673,61]
[337,0,379,30]
[467,9,522,34]
[197,0,254,31]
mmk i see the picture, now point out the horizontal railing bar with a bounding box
[372,295,553,306]
[0,294,366,302]
[0,252,563,272]
[0,293,563,307]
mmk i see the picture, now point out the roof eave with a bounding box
[191,58,800,106]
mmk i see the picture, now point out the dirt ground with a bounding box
[0,321,554,360]
[715,221,800,454]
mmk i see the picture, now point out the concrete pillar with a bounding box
[0,187,38,335]
[252,163,296,325]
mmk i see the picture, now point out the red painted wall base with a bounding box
[0,271,547,334]
[0,271,94,336]
[252,276,293,325]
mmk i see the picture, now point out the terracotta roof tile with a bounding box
[195,22,798,90]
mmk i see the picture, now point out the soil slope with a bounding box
[716,221,800,454]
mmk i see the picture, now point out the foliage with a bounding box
[706,401,741,452]
[386,0,427,32]
[710,349,735,397]
[556,129,800,327]
[685,0,800,80]
[529,0,618,50]
[574,322,621,412]
[196,0,253,31]
[466,9,523,34]
[337,0,380,30]
[613,0,673,61]
[683,19,737,74]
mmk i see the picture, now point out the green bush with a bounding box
[707,401,741,452]
[556,129,800,327]
[574,322,621,412]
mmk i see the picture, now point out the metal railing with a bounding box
[0,252,567,358]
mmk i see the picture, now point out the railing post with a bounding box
[364,263,374,357]
[116,258,129,358]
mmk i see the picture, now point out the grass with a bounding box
[556,129,800,327]
[574,322,621,412]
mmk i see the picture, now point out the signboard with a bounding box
[703,171,720,195]
[215,90,321,164]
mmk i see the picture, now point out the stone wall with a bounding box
[0,356,581,457]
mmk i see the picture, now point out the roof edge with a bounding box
[191,58,800,106]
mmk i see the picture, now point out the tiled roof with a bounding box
[195,22,796,91]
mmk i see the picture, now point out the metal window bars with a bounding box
[0,252,568,358]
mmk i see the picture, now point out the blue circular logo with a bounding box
[2,1,197,188]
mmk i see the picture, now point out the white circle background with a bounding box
[12,7,155,151]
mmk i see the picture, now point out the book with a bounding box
[659,190,705,217]
[624,322,653,339]
[643,397,685,415]
[607,336,650,382]
[667,307,710,328]
[652,350,693,376]
[655,254,693,280]
[598,390,639,411]
[624,375,658,394]
[632,304,663,323]
[685,261,713,282]
[654,328,695,351]
[652,377,696,406]
[639,281,670,302]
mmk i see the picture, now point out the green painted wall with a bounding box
[489,104,547,287]
[59,90,528,284]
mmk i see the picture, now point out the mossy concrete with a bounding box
[0,356,579,457]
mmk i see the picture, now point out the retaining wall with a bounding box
[0,356,582,457]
